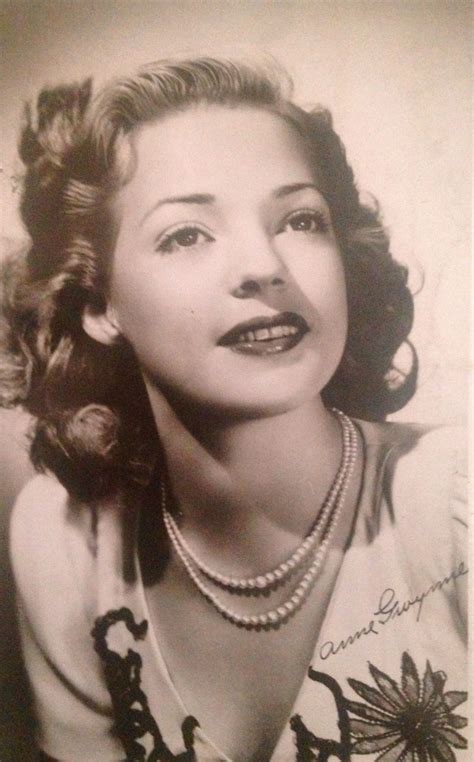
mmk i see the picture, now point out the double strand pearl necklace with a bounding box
[163,410,353,593]
[161,410,358,629]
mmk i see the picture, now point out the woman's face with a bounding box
[107,105,347,417]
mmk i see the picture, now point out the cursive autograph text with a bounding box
[317,561,467,661]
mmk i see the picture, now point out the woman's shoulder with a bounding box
[10,473,132,619]
[387,421,467,547]
[9,475,125,758]
[11,471,71,529]
[9,473,100,618]
[10,472,95,559]
[359,418,467,571]
[357,415,465,452]
[357,417,466,487]
[355,417,467,554]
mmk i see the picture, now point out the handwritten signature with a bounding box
[317,561,468,661]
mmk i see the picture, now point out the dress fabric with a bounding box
[10,419,468,761]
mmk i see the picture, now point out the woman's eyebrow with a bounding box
[274,182,323,199]
[140,184,323,227]
[140,193,215,226]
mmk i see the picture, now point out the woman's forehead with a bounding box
[117,104,323,212]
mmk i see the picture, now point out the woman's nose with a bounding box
[232,274,287,298]
[230,235,288,299]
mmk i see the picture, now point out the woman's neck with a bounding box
[185,396,340,522]
[146,386,344,573]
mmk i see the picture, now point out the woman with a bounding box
[2,57,467,761]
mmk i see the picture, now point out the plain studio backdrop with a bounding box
[0,0,471,501]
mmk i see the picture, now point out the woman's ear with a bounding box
[82,303,122,346]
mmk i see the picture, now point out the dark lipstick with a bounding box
[218,312,309,356]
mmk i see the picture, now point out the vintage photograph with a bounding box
[0,1,470,760]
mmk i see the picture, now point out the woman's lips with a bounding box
[218,312,309,356]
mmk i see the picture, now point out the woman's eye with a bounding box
[157,226,213,254]
[281,211,330,235]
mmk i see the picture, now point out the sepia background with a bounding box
[0,0,471,754]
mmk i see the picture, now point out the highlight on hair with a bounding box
[0,56,417,501]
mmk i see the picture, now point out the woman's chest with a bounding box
[143,553,344,761]
[161,625,310,761]
[94,523,468,761]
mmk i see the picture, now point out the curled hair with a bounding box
[1,57,417,501]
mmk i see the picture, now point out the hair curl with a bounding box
[1,56,417,501]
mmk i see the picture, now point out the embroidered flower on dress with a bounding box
[346,652,467,761]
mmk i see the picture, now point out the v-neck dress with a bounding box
[10,420,468,761]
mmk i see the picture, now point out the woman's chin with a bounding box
[175,385,322,424]
[145,353,338,424]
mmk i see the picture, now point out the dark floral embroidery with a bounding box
[346,652,468,761]
[92,607,199,761]
[290,668,351,761]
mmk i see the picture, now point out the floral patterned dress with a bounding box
[11,420,468,761]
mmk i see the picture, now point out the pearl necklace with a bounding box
[163,410,354,593]
[161,410,358,629]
